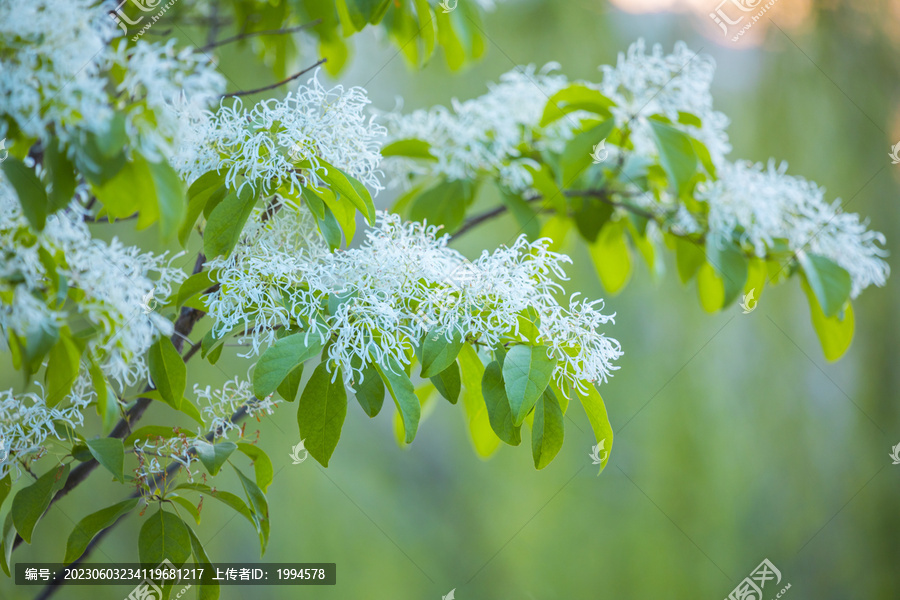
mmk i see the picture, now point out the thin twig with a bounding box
[201,20,321,51]
[223,59,326,98]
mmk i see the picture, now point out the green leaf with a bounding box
[147,160,186,240]
[589,220,632,294]
[418,328,464,378]
[457,344,500,458]
[180,171,227,245]
[381,139,435,159]
[541,84,614,127]
[138,508,192,566]
[413,0,437,61]
[89,359,118,433]
[169,496,201,525]
[0,513,14,576]
[233,465,270,554]
[236,443,274,493]
[253,331,325,398]
[573,196,614,244]
[194,441,237,476]
[351,364,385,417]
[526,163,566,214]
[318,202,344,250]
[430,361,461,404]
[409,179,473,233]
[203,186,258,258]
[12,463,70,544]
[64,498,139,563]
[578,384,614,474]
[801,278,854,361]
[298,362,348,467]
[276,364,304,402]
[2,157,49,230]
[175,271,214,309]
[317,159,376,224]
[375,358,421,444]
[44,331,82,407]
[0,475,10,514]
[499,189,540,239]
[175,483,254,528]
[697,262,725,313]
[148,337,186,409]
[560,119,615,185]
[186,525,220,600]
[85,438,125,482]
[502,345,556,426]
[674,236,706,284]
[481,361,521,446]
[45,141,77,213]
[798,253,852,318]
[532,387,565,469]
[705,236,749,308]
[648,120,698,195]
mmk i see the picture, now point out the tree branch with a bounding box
[201,20,321,51]
[12,254,210,552]
[223,59,326,98]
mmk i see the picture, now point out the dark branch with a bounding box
[201,20,322,51]
[223,59,326,98]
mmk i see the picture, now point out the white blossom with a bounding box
[194,377,277,439]
[697,159,889,297]
[204,201,622,393]
[172,70,386,195]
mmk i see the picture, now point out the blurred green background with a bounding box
[5,0,900,598]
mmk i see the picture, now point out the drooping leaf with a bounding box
[578,384,614,474]
[253,331,324,398]
[85,438,125,482]
[148,337,186,409]
[418,328,464,378]
[430,361,461,404]
[64,498,139,564]
[589,220,632,295]
[233,465,270,554]
[457,344,500,457]
[236,443,274,493]
[193,441,237,476]
[532,387,565,470]
[44,331,82,407]
[297,362,348,467]
[481,361,521,446]
[375,358,421,444]
[798,253,852,318]
[138,508,192,566]
[705,236,748,308]
[351,364,385,417]
[203,186,258,258]
[12,463,70,544]
[801,278,854,361]
[648,119,698,195]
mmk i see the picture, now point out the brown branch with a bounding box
[223,58,326,98]
[201,20,321,51]
[12,254,209,552]
[34,405,250,599]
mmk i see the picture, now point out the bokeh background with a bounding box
[5,0,900,598]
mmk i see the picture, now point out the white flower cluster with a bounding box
[0,173,185,391]
[381,63,573,191]
[0,0,118,142]
[172,70,385,195]
[205,201,622,393]
[0,0,223,161]
[599,39,731,167]
[698,160,889,297]
[0,379,93,479]
[194,377,277,439]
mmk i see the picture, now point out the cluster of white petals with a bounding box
[194,377,277,439]
[382,64,573,192]
[0,174,185,391]
[698,160,889,297]
[205,201,622,393]
[0,378,93,478]
[173,71,385,195]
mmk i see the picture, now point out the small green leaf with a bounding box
[147,160,186,240]
[64,498,139,563]
[298,363,348,467]
[148,337,186,409]
[44,331,82,407]
[45,141,77,213]
[233,465,270,554]
[430,361,461,404]
[674,236,706,284]
[375,358,420,444]
[481,361,521,446]
[457,344,500,458]
[237,443,274,493]
[801,278,854,361]
[798,253,852,318]
[351,364,385,417]
[317,159,376,224]
[705,236,748,308]
[169,496,201,525]
[180,171,227,245]
[590,220,632,295]
[502,345,556,427]
[276,364,304,402]
[186,525,220,600]
[194,441,237,476]
[0,475,11,513]
[138,508,192,566]
[12,463,70,544]
[409,179,473,233]
[175,271,214,309]
[85,438,125,482]
[381,139,435,159]
[648,120,698,194]
[2,157,49,230]
[559,119,615,185]
[175,483,254,528]
[532,387,565,469]
[203,186,258,258]
[418,328,464,378]
[541,84,614,127]
[578,384,613,474]
[253,331,324,398]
